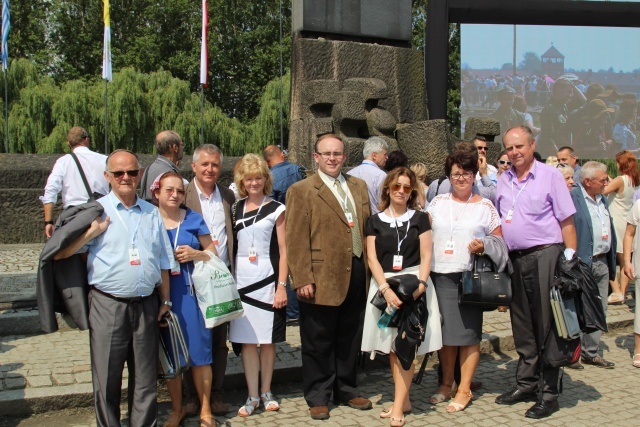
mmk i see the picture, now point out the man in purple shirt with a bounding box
[494,126,577,419]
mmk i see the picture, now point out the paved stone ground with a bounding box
[1,330,638,427]
[0,245,42,273]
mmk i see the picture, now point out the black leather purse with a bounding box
[394,296,428,371]
[459,255,512,308]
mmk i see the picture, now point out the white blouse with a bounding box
[427,194,501,274]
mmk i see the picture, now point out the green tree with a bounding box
[518,51,542,75]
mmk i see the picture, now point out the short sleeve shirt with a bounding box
[364,209,430,272]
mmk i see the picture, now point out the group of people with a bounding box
[40,124,639,427]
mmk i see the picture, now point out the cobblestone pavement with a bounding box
[1,330,638,427]
[0,245,42,273]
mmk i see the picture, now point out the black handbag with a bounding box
[370,274,420,310]
[459,255,512,308]
[394,296,428,371]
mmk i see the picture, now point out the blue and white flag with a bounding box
[102,0,112,81]
[1,0,9,71]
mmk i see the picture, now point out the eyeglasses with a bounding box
[391,183,413,194]
[476,146,488,151]
[450,172,475,181]
[163,188,185,196]
[498,160,512,166]
[315,151,344,159]
[108,169,140,178]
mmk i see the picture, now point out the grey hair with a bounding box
[362,136,388,159]
[556,163,574,179]
[154,130,182,155]
[579,161,607,183]
[105,149,141,170]
[193,144,223,163]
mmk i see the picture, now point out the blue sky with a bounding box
[461,24,640,73]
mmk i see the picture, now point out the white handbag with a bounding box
[190,250,244,328]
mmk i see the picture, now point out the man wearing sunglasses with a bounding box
[54,149,175,427]
[473,136,498,187]
[40,126,109,239]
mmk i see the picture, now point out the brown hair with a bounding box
[378,167,419,212]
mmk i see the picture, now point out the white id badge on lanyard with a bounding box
[602,228,609,240]
[171,258,181,275]
[445,240,455,255]
[345,212,355,227]
[249,246,257,261]
[392,255,403,271]
[212,233,219,245]
[506,209,514,224]
[129,247,141,265]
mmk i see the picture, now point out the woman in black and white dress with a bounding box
[229,154,288,417]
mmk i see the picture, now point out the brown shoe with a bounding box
[210,394,229,416]
[309,405,330,420]
[183,395,200,417]
[342,397,372,410]
[470,380,483,391]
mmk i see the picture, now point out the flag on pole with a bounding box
[102,0,112,81]
[200,0,208,87]
[1,0,9,71]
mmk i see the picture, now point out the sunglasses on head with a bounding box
[108,169,140,178]
[391,183,413,194]
[498,160,511,165]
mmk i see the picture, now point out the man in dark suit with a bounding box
[184,144,236,415]
[569,161,616,369]
[286,133,372,420]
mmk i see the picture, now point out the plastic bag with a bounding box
[190,250,243,328]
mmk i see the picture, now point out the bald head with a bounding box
[263,144,285,167]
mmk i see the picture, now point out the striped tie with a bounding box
[334,179,363,257]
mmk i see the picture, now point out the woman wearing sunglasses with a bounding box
[426,151,502,413]
[488,150,511,185]
[362,167,441,427]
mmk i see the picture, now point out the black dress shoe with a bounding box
[566,361,584,370]
[495,388,537,405]
[525,400,559,419]
[581,355,615,368]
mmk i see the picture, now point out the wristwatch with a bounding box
[44,220,54,225]
[161,300,172,307]
[418,280,428,287]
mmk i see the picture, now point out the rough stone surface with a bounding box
[463,117,501,142]
[396,120,451,182]
[289,37,431,170]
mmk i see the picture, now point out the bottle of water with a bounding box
[377,306,397,329]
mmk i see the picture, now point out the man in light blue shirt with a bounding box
[347,136,388,214]
[570,161,616,370]
[55,149,175,427]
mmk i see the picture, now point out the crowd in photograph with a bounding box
[38,124,639,427]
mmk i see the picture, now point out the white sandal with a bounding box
[260,391,280,411]
[238,396,259,417]
[633,354,640,368]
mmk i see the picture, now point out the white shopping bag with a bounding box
[190,250,243,328]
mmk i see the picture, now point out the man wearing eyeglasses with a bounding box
[495,126,577,419]
[347,136,388,214]
[53,149,175,427]
[557,146,581,185]
[139,130,185,201]
[286,133,372,420]
[40,126,109,238]
[569,161,616,370]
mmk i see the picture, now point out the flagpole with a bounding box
[104,80,108,154]
[279,0,283,148]
[4,69,7,153]
[200,85,204,145]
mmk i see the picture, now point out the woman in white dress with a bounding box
[604,150,640,304]
[361,167,442,427]
[229,154,288,417]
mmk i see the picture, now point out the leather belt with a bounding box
[509,244,554,257]
[91,287,153,304]
[592,253,607,262]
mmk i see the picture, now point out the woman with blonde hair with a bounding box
[229,154,288,417]
[556,163,575,191]
[410,162,429,210]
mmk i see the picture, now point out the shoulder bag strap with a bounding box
[70,152,93,199]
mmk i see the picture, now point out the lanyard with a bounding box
[509,162,535,210]
[242,196,268,247]
[336,181,350,212]
[448,193,472,239]
[590,196,608,229]
[110,196,142,247]
[172,210,184,250]
[389,206,410,254]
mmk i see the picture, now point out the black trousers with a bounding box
[298,256,366,407]
[509,244,562,402]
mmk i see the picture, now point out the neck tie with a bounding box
[334,178,363,257]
